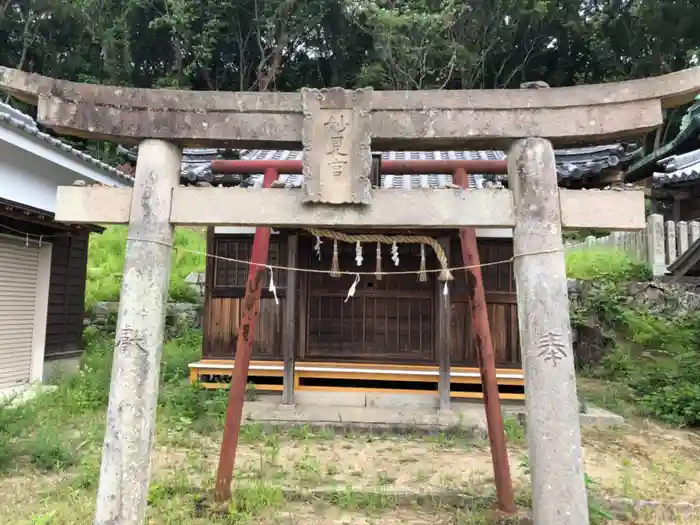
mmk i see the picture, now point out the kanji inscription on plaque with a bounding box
[325,114,349,177]
[325,115,347,156]
[301,87,373,205]
[536,329,568,366]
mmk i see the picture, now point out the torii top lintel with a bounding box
[1,66,699,150]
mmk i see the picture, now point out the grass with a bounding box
[2,327,700,523]
[0,325,513,523]
[565,246,651,283]
[85,225,206,309]
[2,242,698,523]
[565,244,700,428]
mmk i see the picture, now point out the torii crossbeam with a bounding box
[2,65,698,525]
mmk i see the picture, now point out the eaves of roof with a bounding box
[626,114,700,184]
[0,102,133,186]
[653,147,700,187]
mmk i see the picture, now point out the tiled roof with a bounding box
[171,145,632,188]
[0,102,133,185]
[654,148,700,186]
[626,112,700,184]
[555,144,638,182]
[116,142,635,189]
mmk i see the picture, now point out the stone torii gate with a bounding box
[2,66,699,525]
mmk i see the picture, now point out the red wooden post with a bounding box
[214,167,279,502]
[453,168,517,514]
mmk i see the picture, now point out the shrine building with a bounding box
[117,145,640,402]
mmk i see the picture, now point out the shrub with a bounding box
[85,226,206,309]
[228,481,284,523]
[0,326,223,473]
[568,246,700,426]
[58,329,114,414]
[0,398,15,472]
[565,247,650,283]
[25,426,75,472]
[161,328,202,383]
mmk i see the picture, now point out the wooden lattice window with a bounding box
[212,236,286,298]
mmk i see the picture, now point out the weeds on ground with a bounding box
[228,481,284,523]
[0,327,114,474]
[502,415,525,444]
[566,246,700,427]
[0,325,357,479]
[0,325,221,475]
[85,225,205,309]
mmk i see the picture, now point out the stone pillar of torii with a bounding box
[1,65,697,525]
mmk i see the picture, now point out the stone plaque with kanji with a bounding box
[301,87,373,205]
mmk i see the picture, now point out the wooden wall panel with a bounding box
[204,233,288,360]
[305,294,434,363]
[201,227,215,360]
[449,238,521,368]
[45,232,89,359]
[213,235,286,293]
[449,298,520,367]
[450,238,515,295]
[303,236,435,364]
[204,233,522,368]
[203,296,284,360]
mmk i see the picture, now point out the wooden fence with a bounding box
[565,214,700,276]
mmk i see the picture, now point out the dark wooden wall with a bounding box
[653,189,700,223]
[679,197,700,222]
[45,232,89,359]
[449,238,520,368]
[303,238,435,364]
[203,232,522,369]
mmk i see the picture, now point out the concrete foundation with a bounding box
[293,390,440,410]
[42,355,81,382]
[242,392,624,435]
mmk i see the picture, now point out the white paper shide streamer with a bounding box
[391,241,399,266]
[345,274,361,303]
[314,235,323,260]
[267,266,279,305]
[418,244,427,282]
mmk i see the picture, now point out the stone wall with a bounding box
[625,277,700,316]
[86,301,203,336]
[570,276,700,366]
[85,271,205,335]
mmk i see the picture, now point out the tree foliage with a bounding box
[3,0,699,90]
[1,0,699,159]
